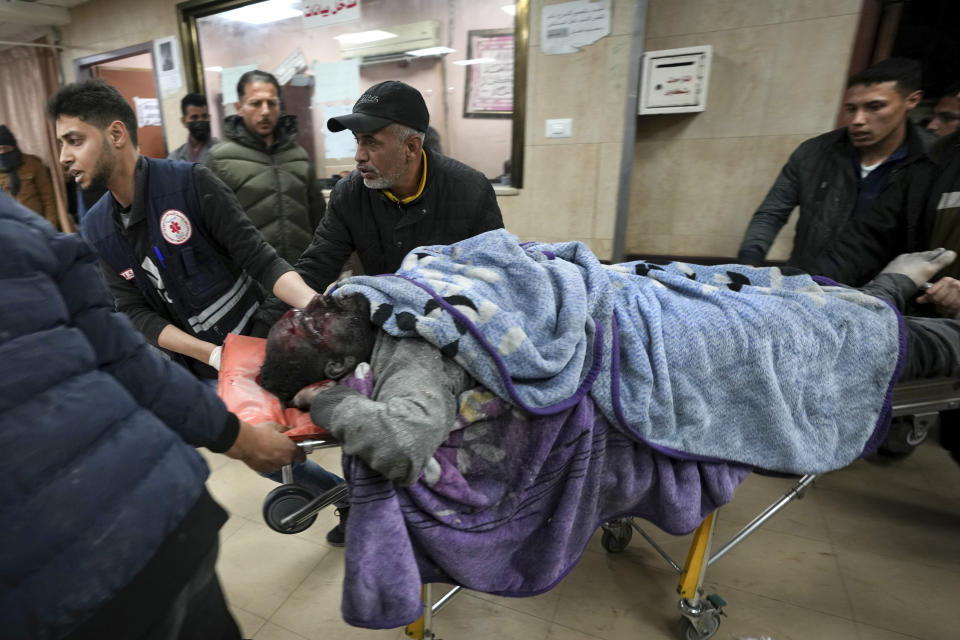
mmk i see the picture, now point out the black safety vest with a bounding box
[81,158,262,344]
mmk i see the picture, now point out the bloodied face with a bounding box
[260,294,374,402]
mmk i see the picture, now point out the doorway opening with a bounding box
[75,43,168,159]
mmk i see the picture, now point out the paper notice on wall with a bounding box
[134,97,162,127]
[312,59,360,104]
[303,0,361,29]
[221,64,258,104]
[322,103,358,159]
[153,36,183,94]
[542,0,610,55]
[273,48,307,86]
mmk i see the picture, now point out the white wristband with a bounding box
[207,345,223,371]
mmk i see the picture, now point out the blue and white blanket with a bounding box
[335,230,904,473]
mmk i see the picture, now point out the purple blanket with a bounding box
[339,386,750,629]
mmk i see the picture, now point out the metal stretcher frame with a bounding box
[263,377,960,640]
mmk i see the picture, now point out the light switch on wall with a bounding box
[545,118,572,138]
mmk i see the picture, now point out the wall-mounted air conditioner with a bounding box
[338,20,440,63]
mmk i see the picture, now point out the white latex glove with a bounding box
[207,345,223,371]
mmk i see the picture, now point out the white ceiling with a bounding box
[0,0,90,48]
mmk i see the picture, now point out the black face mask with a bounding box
[0,148,22,172]
[187,120,211,142]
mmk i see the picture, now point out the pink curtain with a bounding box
[0,40,74,232]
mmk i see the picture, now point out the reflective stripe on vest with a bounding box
[186,272,258,334]
[937,191,960,210]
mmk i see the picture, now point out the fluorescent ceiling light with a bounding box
[406,46,455,57]
[501,4,516,16]
[205,66,224,72]
[453,57,496,66]
[334,30,397,45]
[221,0,302,25]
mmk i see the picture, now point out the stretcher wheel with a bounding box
[878,416,928,458]
[680,612,720,640]
[600,520,633,553]
[263,485,318,534]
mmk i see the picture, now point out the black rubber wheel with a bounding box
[680,613,720,640]
[600,521,633,553]
[263,485,318,534]
[878,417,924,458]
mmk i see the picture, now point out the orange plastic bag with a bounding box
[217,334,330,440]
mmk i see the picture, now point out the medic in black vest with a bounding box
[80,155,315,378]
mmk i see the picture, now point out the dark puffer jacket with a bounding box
[0,192,236,639]
[205,114,324,264]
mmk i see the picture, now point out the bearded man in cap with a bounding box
[291,80,504,294]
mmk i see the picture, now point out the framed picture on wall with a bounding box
[463,28,514,118]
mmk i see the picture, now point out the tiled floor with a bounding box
[203,438,960,640]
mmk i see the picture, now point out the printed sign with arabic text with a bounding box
[303,0,360,28]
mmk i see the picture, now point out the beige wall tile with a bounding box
[628,137,760,255]
[592,142,622,242]
[627,140,681,241]
[671,138,761,237]
[525,29,631,146]
[599,35,632,143]
[497,193,534,238]
[735,132,809,255]
[525,143,600,240]
[639,25,781,141]
[583,237,613,261]
[781,0,863,22]
[624,233,674,256]
[646,0,785,39]
[668,233,744,257]
[527,40,611,146]
[761,14,860,136]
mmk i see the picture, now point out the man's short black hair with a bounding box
[237,70,282,101]
[180,92,208,116]
[942,81,960,98]
[847,57,922,96]
[47,79,139,146]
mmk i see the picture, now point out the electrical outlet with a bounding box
[545,118,572,138]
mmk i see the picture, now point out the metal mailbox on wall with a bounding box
[638,45,713,115]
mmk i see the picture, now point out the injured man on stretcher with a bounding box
[256,230,960,628]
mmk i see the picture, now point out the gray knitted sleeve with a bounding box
[311,333,474,485]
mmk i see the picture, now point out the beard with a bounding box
[84,137,115,192]
[361,153,407,190]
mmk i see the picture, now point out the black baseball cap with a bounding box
[327,81,429,133]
